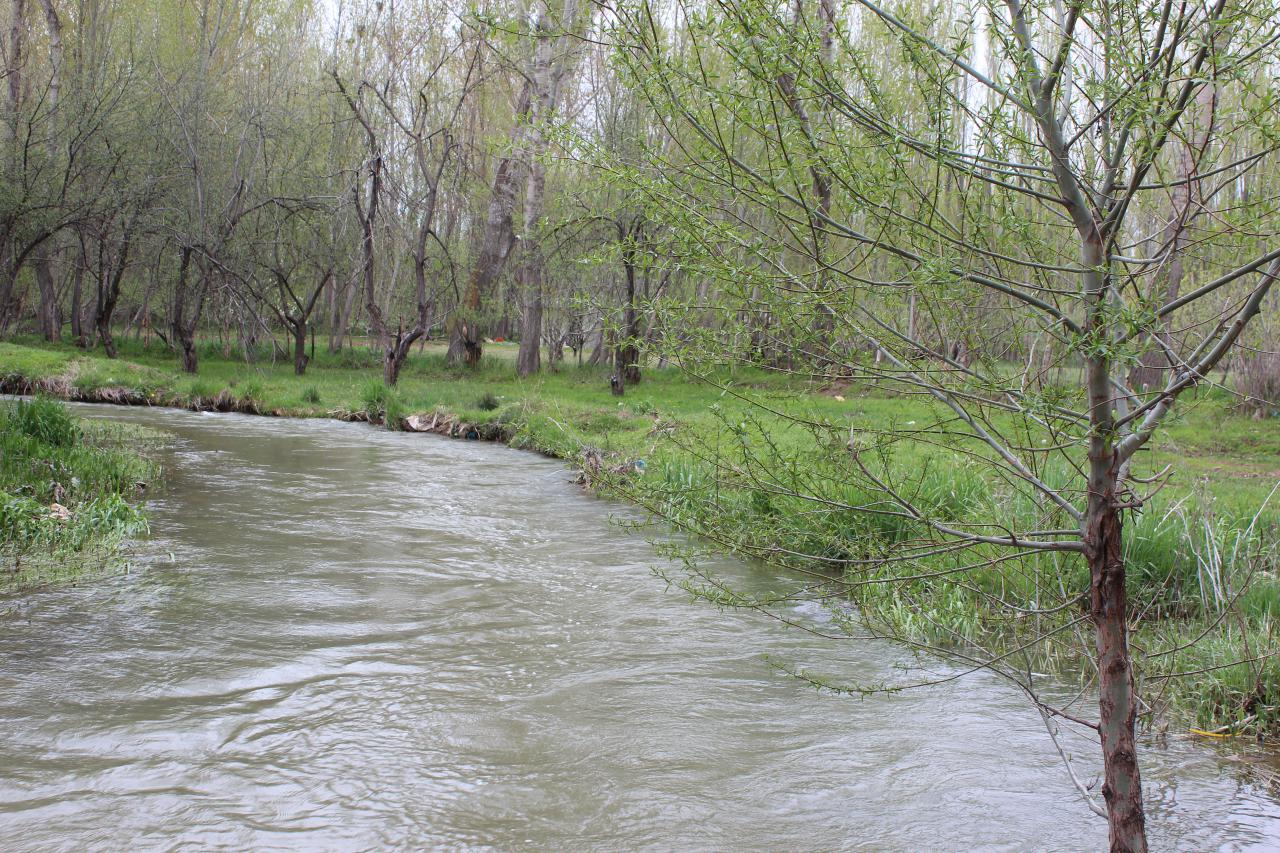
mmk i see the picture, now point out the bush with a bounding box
[301,385,322,404]
[476,392,501,411]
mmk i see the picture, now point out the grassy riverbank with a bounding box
[0,395,160,593]
[2,336,1278,737]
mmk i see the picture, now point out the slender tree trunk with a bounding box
[171,247,200,374]
[587,322,606,365]
[516,262,542,377]
[616,247,642,385]
[448,107,526,365]
[356,167,388,351]
[1087,492,1146,853]
[93,230,132,358]
[32,0,62,343]
[1084,222,1147,849]
[331,277,358,352]
[776,0,836,349]
[0,262,20,336]
[95,271,119,358]
[69,256,84,346]
[293,318,308,376]
[35,255,59,341]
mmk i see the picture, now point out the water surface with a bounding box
[1,405,1277,851]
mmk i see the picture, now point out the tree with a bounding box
[448,0,581,368]
[606,1,1280,849]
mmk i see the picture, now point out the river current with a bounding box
[1,405,1277,851]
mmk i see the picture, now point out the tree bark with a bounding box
[1086,494,1146,853]
[616,241,642,385]
[330,277,358,353]
[292,317,308,376]
[170,247,201,374]
[516,259,543,377]
[448,87,527,366]
[35,255,59,341]
[33,0,62,343]
[69,254,85,346]
[1084,239,1147,851]
[776,0,836,347]
[94,232,131,358]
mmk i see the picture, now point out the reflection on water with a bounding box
[0,405,1277,851]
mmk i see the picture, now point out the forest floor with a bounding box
[3,336,1279,736]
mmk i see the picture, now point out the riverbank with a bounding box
[2,337,1278,738]
[0,395,161,593]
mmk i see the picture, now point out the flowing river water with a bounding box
[1,404,1278,851]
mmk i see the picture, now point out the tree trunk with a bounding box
[96,320,116,357]
[1086,286,1146,850]
[95,274,119,358]
[516,268,542,377]
[170,247,200,374]
[384,338,409,386]
[32,0,61,342]
[293,318,308,376]
[69,257,85,346]
[617,250,642,385]
[587,323,606,365]
[448,107,525,365]
[0,241,19,336]
[451,0,577,367]
[35,255,59,341]
[93,230,132,358]
[776,0,837,349]
[1086,493,1147,852]
[331,277,358,353]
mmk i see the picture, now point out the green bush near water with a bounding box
[0,396,162,592]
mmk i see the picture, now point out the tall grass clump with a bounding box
[361,380,405,429]
[0,398,161,591]
[8,395,79,447]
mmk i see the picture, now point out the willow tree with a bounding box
[605,0,1280,849]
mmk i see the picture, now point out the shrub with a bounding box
[301,385,322,404]
[476,392,501,411]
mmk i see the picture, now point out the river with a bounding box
[1,405,1277,851]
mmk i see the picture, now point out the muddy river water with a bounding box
[1,405,1278,851]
